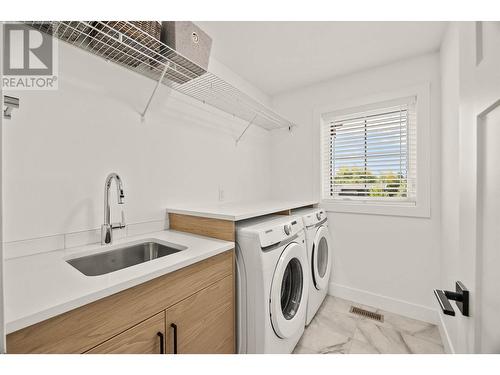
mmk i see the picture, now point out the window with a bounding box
[321,96,417,204]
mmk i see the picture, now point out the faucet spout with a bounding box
[102,172,126,245]
[109,173,125,204]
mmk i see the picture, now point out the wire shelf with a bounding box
[25,21,297,131]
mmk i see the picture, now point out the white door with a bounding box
[311,225,332,290]
[477,100,500,353]
[441,21,500,354]
[461,22,500,353]
[270,242,308,339]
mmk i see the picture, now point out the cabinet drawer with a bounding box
[86,312,165,354]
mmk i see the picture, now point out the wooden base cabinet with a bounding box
[7,250,235,354]
[166,275,234,354]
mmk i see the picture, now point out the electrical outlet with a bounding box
[218,186,225,201]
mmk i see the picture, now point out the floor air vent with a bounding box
[349,306,384,322]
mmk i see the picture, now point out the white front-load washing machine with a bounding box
[293,208,332,325]
[236,215,309,353]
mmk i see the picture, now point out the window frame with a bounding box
[313,83,431,218]
[323,96,416,204]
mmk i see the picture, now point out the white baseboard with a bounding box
[437,312,456,354]
[328,282,438,324]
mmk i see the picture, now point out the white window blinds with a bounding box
[322,97,417,203]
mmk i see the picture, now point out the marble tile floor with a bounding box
[293,296,445,354]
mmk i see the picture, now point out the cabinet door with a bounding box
[86,311,165,354]
[166,275,234,354]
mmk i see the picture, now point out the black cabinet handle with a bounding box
[170,323,178,354]
[157,332,165,354]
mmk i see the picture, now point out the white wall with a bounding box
[2,41,273,244]
[270,53,442,323]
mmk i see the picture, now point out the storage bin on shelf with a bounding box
[90,21,162,68]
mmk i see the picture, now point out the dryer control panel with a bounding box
[257,217,304,248]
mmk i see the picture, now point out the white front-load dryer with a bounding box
[293,208,332,325]
[236,215,308,353]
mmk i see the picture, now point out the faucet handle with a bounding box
[111,210,126,230]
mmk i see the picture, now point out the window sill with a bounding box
[321,199,430,218]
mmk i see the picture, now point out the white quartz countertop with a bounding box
[166,200,318,221]
[4,230,234,334]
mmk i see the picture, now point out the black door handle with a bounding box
[434,281,469,317]
[157,332,165,354]
[434,289,455,316]
[170,323,178,354]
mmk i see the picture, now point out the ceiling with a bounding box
[196,21,447,96]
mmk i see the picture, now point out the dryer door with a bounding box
[312,225,332,291]
[270,242,308,339]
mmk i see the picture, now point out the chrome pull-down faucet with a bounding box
[101,172,126,245]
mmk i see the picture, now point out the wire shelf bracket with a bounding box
[235,114,258,145]
[141,61,171,121]
[3,95,20,120]
[23,21,299,133]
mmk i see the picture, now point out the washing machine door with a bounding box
[311,225,332,291]
[270,242,307,339]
